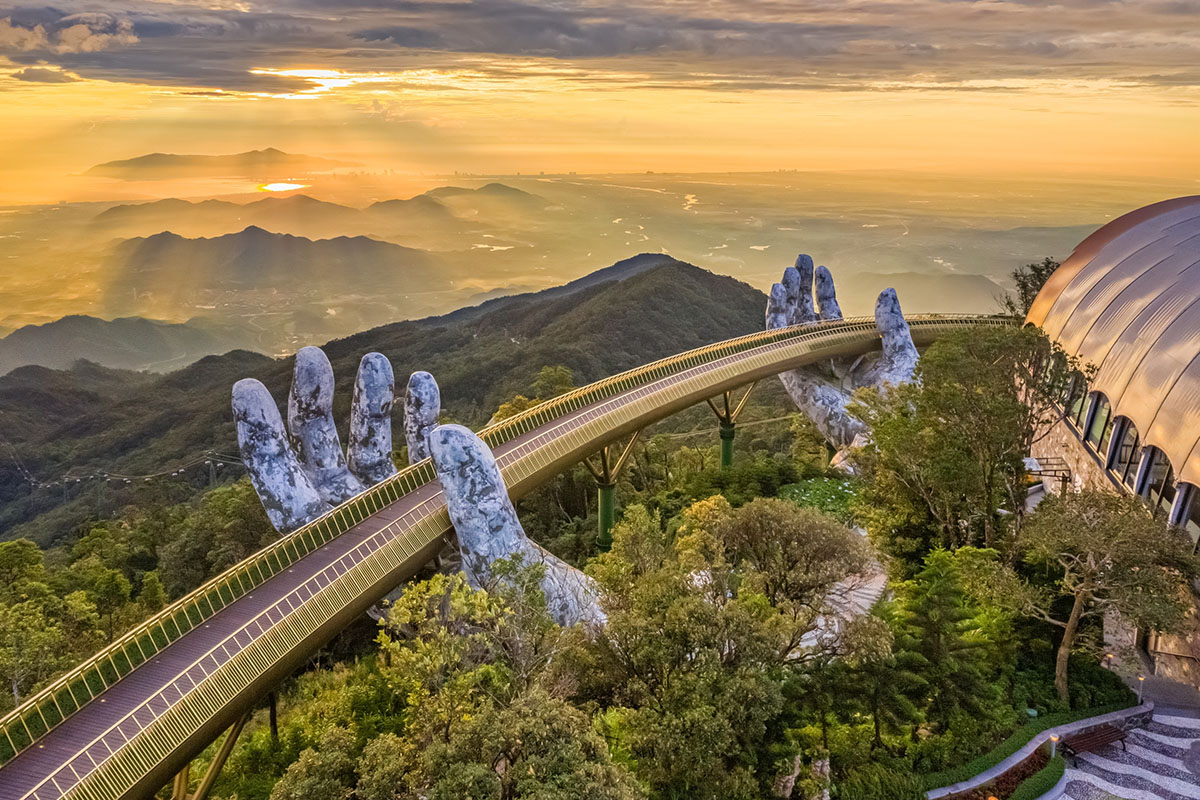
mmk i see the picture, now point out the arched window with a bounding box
[1141,447,1177,521]
[1109,418,1141,488]
[1064,374,1088,428]
[1171,484,1200,553]
[1084,394,1114,457]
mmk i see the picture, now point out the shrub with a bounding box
[1008,755,1066,800]
[836,764,924,800]
[918,703,1130,790]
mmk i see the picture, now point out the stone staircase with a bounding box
[1064,712,1200,799]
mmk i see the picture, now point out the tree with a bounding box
[67,556,132,642]
[587,500,790,799]
[714,498,872,661]
[422,687,643,800]
[898,550,998,729]
[1003,257,1060,319]
[159,480,276,596]
[842,614,926,751]
[1019,490,1198,702]
[530,365,575,400]
[138,571,167,614]
[0,599,65,705]
[269,726,357,800]
[371,564,637,798]
[853,325,1081,559]
[0,539,45,593]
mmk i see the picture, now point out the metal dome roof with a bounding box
[1027,195,1200,485]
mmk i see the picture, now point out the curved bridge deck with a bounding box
[0,315,1007,800]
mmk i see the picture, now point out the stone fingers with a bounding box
[348,352,397,486]
[870,288,919,385]
[403,371,440,464]
[288,346,364,504]
[233,378,330,532]
[792,254,816,324]
[766,282,789,330]
[815,265,843,321]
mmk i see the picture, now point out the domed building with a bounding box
[1027,194,1200,685]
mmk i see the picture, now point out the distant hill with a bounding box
[0,316,256,375]
[439,253,680,324]
[104,226,448,301]
[0,259,765,547]
[85,148,351,179]
[93,194,466,241]
[837,272,1007,316]
[427,183,542,203]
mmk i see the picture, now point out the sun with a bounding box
[258,182,308,192]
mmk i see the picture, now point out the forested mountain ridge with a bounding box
[0,259,765,547]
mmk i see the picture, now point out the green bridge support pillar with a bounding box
[584,431,641,551]
[706,382,756,470]
[596,482,617,550]
[719,421,736,469]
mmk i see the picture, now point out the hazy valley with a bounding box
[0,166,1193,373]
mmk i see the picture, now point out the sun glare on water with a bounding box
[259,182,308,192]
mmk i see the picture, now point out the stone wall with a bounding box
[1031,417,1111,494]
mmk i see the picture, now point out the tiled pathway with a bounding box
[1064,713,1200,799]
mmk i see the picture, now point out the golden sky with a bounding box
[2,0,1199,204]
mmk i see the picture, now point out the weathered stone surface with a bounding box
[815,266,843,321]
[861,288,919,387]
[403,370,440,464]
[766,283,790,330]
[790,255,817,325]
[428,424,605,628]
[778,369,866,448]
[287,346,364,504]
[233,378,330,532]
[347,352,397,486]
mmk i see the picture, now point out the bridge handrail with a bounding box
[0,313,1005,765]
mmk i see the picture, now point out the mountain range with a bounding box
[0,316,256,375]
[85,148,352,179]
[0,258,766,547]
[92,193,468,241]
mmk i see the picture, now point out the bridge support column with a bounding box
[171,709,250,800]
[584,431,641,551]
[706,382,756,470]
[171,765,190,800]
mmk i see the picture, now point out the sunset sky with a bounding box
[2,0,1199,204]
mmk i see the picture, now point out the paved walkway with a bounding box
[1064,711,1200,799]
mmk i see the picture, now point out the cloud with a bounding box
[1,0,1199,94]
[11,65,78,81]
[0,12,138,54]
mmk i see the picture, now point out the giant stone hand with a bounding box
[767,255,919,462]
[233,349,604,628]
